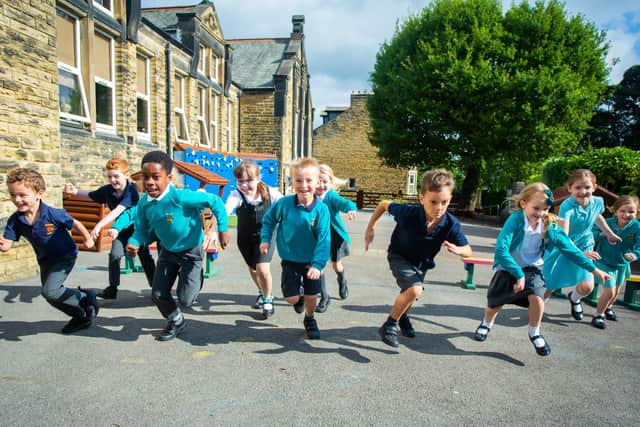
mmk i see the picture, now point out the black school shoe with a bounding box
[568,291,583,321]
[61,316,93,334]
[529,334,551,356]
[262,300,275,319]
[398,313,415,338]
[605,308,618,321]
[338,274,349,300]
[253,295,264,309]
[303,317,320,339]
[156,319,186,341]
[315,294,330,313]
[293,296,305,314]
[473,324,491,342]
[97,286,117,300]
[591,315,606,329]
[378,321,400,347]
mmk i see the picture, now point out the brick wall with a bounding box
[313,93,408,194]
[0,0,59,281]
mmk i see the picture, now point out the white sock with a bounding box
[595,311,603,318]
[570,289,586,302]
[476,320,492,335]
[170,312,184,325]
[528,325,540,337]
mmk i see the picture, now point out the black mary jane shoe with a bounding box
[529,334,551,356]
[473,324,490,342]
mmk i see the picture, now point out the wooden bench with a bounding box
[62,194,113,252]
[460,257,493,290]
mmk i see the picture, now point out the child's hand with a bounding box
[584,250,601,261]
[90,226,101,240]
[364,228,375,251]
[606,231,622,245]
[624,253,637,262]
[259,243,270,255]
[442,240,462,255]
[513,277,525,293]
[306,267,321,280]
[592,268,610,284]
[83,236,95,249]
[126,243,139,257]
[63,183,77,195]
[219,231,230,249]
[107,229,119,239]
[346,210,356,221]
[0,236,12,252]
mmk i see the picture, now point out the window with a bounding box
[56,9,89,123]
[94,30,115,130]
[211,53,219,82]
[292,111,298,159]
[173,74,189,142]
[136,54,150,138]
[407,169,418,195]
[198,44,206,74]
[197,86,209,146]
[209,93,218,150]
[348,178,357,189]
[226,100,232,151]
[94,0,113,15]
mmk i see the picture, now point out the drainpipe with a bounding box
[165,42,172,155]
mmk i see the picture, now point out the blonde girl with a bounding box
[314,164,357,312]
[224,160,282,319]
[542,169,621,320]
[591,195,640,329]
[474,183,610,356]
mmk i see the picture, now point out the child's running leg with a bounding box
[100,234,128,299]
[137,245,156,288]
[380,285,422,347]
[256,262,274,318]
[527,295,550,356]
[568,280,594,320]
[593,287,615,329]
[605,286,621,321]
[151,250,184,341]
[474,306,501,341]
[316,273,330,313]
[41,258,99,334]
[248,268,264,308]
[334,261,349,300]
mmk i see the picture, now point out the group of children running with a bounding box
[1,152,638,356]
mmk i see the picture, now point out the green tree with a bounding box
[369,0,610,210]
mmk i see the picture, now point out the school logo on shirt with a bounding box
[165,213,174,224]
[45,223,54,235]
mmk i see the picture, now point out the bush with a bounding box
[541,147,640,195]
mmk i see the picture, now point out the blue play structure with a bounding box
[176,148,278,201]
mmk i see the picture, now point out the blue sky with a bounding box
[142,1,640,128]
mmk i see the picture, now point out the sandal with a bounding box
[529,334,551,356]
[473,324,490,342]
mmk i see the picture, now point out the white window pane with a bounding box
[59,68,85,116]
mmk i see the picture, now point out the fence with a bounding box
[340,189,419,209]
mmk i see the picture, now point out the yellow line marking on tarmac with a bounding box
[120,357,145,364]
[609,345,625,350]
[192,351,214,359]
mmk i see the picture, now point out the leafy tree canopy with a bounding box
[369,0,610,209]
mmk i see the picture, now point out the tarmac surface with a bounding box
[0,210,639,426]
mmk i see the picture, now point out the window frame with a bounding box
[57,8,90,124]
[210,53,219,82]
[210,92,219,150]
[407,169,418,195]
[197,44,207,74]
[93,0,114,16]
[136,53,151,140]
[226,99,232,152]
[94,28,116,133]
[197,86,210,147]
[173,73,190,143]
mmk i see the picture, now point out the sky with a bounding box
[142,0,640,128]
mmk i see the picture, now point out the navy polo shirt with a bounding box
[388,203,468,269]
[89,182,139,210]
[3,202,78,263]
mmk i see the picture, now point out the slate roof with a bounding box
[227,39,290,90]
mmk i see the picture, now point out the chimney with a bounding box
[292,15,304,35]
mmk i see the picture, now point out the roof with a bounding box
[227,38,289,89]
[142,1,214,43]
[131,160,229,187]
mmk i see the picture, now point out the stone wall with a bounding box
[313,93,408,194]
[0,0,60,281]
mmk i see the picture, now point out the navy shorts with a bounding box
[280,260,322,298]
[387,252,428,292]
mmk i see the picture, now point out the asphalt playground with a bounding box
[0,210,638,426]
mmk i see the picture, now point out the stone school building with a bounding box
[0,0,313,282]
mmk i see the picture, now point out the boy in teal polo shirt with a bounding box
[260,157,331,339]
[126,151,229,341]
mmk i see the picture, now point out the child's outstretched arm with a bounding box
[0,235,13,252]
[596,214,622,244]
[442,241,472,258]
[90,204,126,240]
[72,219,94,249]
[63,183,91,200]
[365,200,391,251]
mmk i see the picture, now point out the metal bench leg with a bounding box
[120,255,134,274]
[463,264,476,290]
